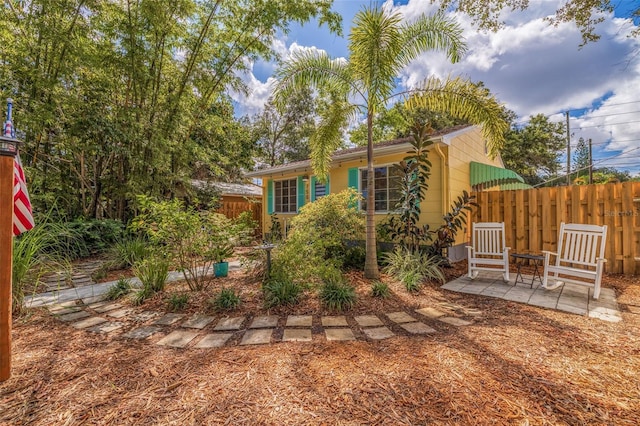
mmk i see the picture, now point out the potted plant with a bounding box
[212,241,234,277]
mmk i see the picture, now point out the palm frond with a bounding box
[273,50,355,106]
[398,12,467,67]
[405,77,508,156]
[310,98,359,180]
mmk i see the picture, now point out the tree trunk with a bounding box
[364,112,380,279]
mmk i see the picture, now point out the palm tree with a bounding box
[273,6,508,279]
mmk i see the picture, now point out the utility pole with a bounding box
[566,111,571,185]
[588,138,593,184]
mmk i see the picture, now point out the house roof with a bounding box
[245,124,475,178]
[192,180,262,197]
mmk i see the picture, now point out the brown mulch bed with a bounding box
[2,263,640,425]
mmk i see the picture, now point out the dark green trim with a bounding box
[297,176,305,210]
[267,179,273,214]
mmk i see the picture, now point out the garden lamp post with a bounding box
[0,134,20,381]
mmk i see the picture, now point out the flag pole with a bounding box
[0,141,15,381]
[1,98,21,382]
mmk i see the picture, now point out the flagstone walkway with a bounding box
[26,265,623,351]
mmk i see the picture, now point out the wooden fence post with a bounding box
[0,154,13,381]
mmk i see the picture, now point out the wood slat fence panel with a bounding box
[217,201,262,236]
[470,182,640,275]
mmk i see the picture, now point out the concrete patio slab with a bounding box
[157,330,199,348]
[59,311,91,322]
[72,316,107,329]
[153,313,186,326]
[214,317,246,331]
[88,321,124,334]
[385,311,416,324]
[321,316,348,327]
[401,322,437,334]
[107,308,134,319]
[286,315,313,327]
[354,315,384,327]
[123,326,163,339]
[249,315,279,328]
[441,275,621,322]
[240,329,272,345]
[325,328,355,341]
[362,327,394,340]
[283,329,312,342]
[194,333,233,348]
[94,303,124,313]
[182,314,214,329]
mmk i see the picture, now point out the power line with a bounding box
[576,119,640,129]
[583,109,640,119]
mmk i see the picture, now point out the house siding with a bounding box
[254,126,501,245]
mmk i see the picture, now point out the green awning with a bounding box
[470,162,531,191]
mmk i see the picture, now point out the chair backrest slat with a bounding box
[556,223,607,267]
[472,222,505,255]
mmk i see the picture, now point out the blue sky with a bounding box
[233,0,640,178]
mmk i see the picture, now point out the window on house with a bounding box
[274,178,297,213]
[360,166,403,211]
[314,180,327,199]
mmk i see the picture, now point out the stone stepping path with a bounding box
[47,300,485,350]
[39,259,105,292]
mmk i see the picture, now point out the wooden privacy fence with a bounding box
[217,201,262,235]
[470,182,640,275]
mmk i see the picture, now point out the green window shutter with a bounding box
[326,176,330,194]
[297,176,305,210]
[347,167,358,189]
[267,179,274,215]
[310,176,317,201]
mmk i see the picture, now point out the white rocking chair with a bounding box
[542,222,608,300]
[467,222,510,282]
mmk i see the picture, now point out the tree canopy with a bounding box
[1,0,341,221]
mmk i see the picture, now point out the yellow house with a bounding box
[246,124,527,260]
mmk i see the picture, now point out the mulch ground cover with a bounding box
[2,262,639,425]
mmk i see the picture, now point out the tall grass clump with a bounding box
[12,221,84,313]
[319,270,356,311]
[382,247,444,292]
[132,255,169,305]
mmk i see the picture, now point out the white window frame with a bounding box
[274,178,297,213]
[359,164,403,213]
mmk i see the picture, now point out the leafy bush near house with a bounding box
[131,196,237,291]
[59,219,125,258]
[319,270,356,311]
[132,254,169,305]
[210,288,241,312]
[12,220,85,314]
[262,272,303,309]
[382,247,444,292]
[272,188,365,283]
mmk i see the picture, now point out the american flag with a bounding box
[4,99,34,236]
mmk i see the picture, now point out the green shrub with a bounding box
[371,281,390,298]
[211,288,241,312]
[320,272,356,311]
[273,188,365,282]
[111,238,149,269]
[167,293,189,312]
[262,278,302,309]
[60,219,125,258]
[12,221,83,314]
[105,278,132,300]
[133,254,169,295]
[382,247,444,292]
[131,196,236,291]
